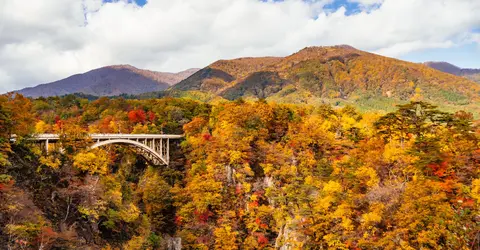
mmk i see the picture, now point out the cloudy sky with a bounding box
[1,0,480,92]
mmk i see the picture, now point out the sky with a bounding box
[0,0,479,93]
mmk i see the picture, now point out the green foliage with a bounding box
[0,174,12,184]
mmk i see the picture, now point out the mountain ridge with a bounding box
[170,45,480,100]
[424,61,480,83]
[15,65,199,98]
[171,45,480,113]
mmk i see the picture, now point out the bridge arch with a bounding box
[23,133,183,166]
[91,139,168,166]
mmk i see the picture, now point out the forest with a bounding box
[0,93,479,249]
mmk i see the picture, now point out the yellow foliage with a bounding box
[228,150,243,164]
[323,233,348,249]
[411,87,423,101]
[362,212,382,226]
[340,115,357,131]
[132,123,149,134]
[186,173,223,212]
[88,125,100,133]
[316,195,336,211]
[102,175,123,207]
[333,204,354,231]
[119,203,141,223]
[123,236,145,250]
[109,120,120,134]
[78,203,106,220]
[73,149,109,175]
[340,218,354,231]
[261,163,274,175]
[355,166,379,187]
[39,155,61,170]
[34,120,50,134]
[101,244,113,250]
[383,141,405,163]
[332,203,352,219]
[322,181,343,194]
[214,226,238,250]
[471,179,480,202]
[304,176,315,186]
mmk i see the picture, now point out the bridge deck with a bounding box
[27,133,184,141]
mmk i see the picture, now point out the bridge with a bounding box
[25,134,184,166]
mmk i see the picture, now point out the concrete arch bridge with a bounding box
[27,134,184,166]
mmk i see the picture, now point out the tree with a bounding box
[73,149,110,175]
[128,109,147,124]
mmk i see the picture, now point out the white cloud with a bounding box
[1,0,480,91]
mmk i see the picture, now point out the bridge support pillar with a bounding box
[167,138,170,164]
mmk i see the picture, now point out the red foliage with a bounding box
[427,161,449,177]
[202,133,212,141]
[235,184,243,194]
[0,180,15,191]
[128,109,147,124]
[454,197,476,208]
[175,216,183,225]
[35,226,58,246]
[194,209,213,223]
[41,227,56,237]
[438,179,455,193]
[196,236,210,244]
[334,155,344,161]
[147,111,156,122]
[100,116,113,133]
[462,198,475,208]
[248,201,259,208]
[55,116,64,129]
[14,239,28,246]
[257,233,269,246]
[253,190,264,196]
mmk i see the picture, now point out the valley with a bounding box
[1,46,480,249]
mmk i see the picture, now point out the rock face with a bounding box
[15,65,199,98]
[172,46,480,109]
[424,61,480,83]
[164,235,182,250]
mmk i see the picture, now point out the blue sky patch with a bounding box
[103,0,147,7]
[324,0,362,15]
[401,43,480,68]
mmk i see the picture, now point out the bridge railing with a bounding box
[23,133,184,141]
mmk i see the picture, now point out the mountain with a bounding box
[16,65,199,98]
[172,45,480,112]
[424,61,480,83]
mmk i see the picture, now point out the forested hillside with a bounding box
[172,46,480,114]
[1,94,479,249]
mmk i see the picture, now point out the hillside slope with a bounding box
[16,65,199,98]
[424,61,480,83]
[172,46,480,112]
